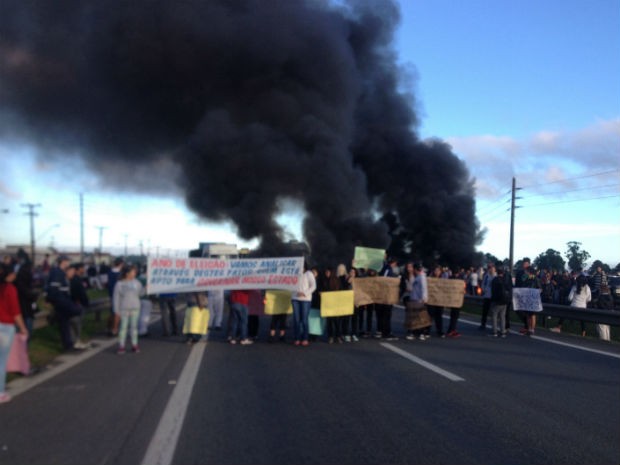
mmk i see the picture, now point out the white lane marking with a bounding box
[457,317,620,359]
[380,342,465,382]
[140,342,207,465]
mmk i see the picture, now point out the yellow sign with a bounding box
[264,290,293,315]
[320,290,355,317]
[182,306,210,335]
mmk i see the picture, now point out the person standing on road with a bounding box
[409,263,429,340]
[228,290,253,345]
[14,255,37,342]
[0,263,29,403]
[292,262,316,347]
[479,263,496,331]
[46,255,78,351]
[113,265,143,354]
[424,265,445,338]
[490,267,509,337]
[69,263,90,350]
[207,289,225,331]
[158,293,179,337]
[107,257,124,337]
[378,257,400,340]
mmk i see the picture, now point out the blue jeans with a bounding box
[292,299,310,342]
[230,303,249,340]
[0,323,16,393]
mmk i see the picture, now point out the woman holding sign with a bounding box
[292,262,316,347]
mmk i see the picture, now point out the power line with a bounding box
[521,193,620,208]
[519,168,620,189]
[520,183,620,200]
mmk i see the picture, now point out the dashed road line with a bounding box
[380,342,465,382]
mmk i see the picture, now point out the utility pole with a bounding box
[508,177,522,275]
[21,203,41,264]
[79,193,84,261]
[95,226,107,254]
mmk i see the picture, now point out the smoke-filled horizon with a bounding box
[0,0,480,267]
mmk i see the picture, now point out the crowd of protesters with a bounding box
[1,248,617,403]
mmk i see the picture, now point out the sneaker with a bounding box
[501,332,507,338]
[117,347,126,355]
[301,340,309,347]
[550,327,561,333]
[229,339,237,345]
[351,335,359,342]
[328,337,334,344]
[447,331,461,338]
[385,334,398,341]
[418,334,426,341]
[374,332,382,339]
[294,340,301,346]
[406,334,415,340]
[132,345,140,353]
[337,337,344,344]
[0,392,11,403]
[344,335,351,343]
[492,333,499,338]
[519,328,528,335]
[439,333,446,338]
[240,339,254,345]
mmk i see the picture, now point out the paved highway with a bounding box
[1,308,618,465]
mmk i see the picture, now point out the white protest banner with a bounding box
[147,256,303,294]
[512,288,543,312]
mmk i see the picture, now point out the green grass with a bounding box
[7,293,113,384]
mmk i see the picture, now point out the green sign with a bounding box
[353,246,385,272]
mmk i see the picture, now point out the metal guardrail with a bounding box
[463,295,620,326]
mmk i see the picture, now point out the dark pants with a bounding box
[481,298,491,327]
[270,314,287,332]
[448,308,460,333]
[376,304,392,337]
[58,314,74,350]
[160,298,178,335]
[248,315,259,338]
[327,317,341,339]
[427,305,444,336]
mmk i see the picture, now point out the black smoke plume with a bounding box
[0,0,480,267]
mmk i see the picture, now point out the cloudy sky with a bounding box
[1,0,619,267]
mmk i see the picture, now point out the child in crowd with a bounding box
[113,264,143,354]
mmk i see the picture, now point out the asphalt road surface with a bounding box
[1,308,619,465]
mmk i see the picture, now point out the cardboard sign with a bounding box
[427,278,465,308]
[353,247,385,272]
[351,277,400,306]
[320,290,355,317]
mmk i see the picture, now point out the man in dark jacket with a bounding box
[70,263,89,349]
[46,255,77,351]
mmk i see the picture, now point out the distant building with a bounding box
[198,242,239,259]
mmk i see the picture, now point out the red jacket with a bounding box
[0,283,21,324]
[230,290,250,305]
